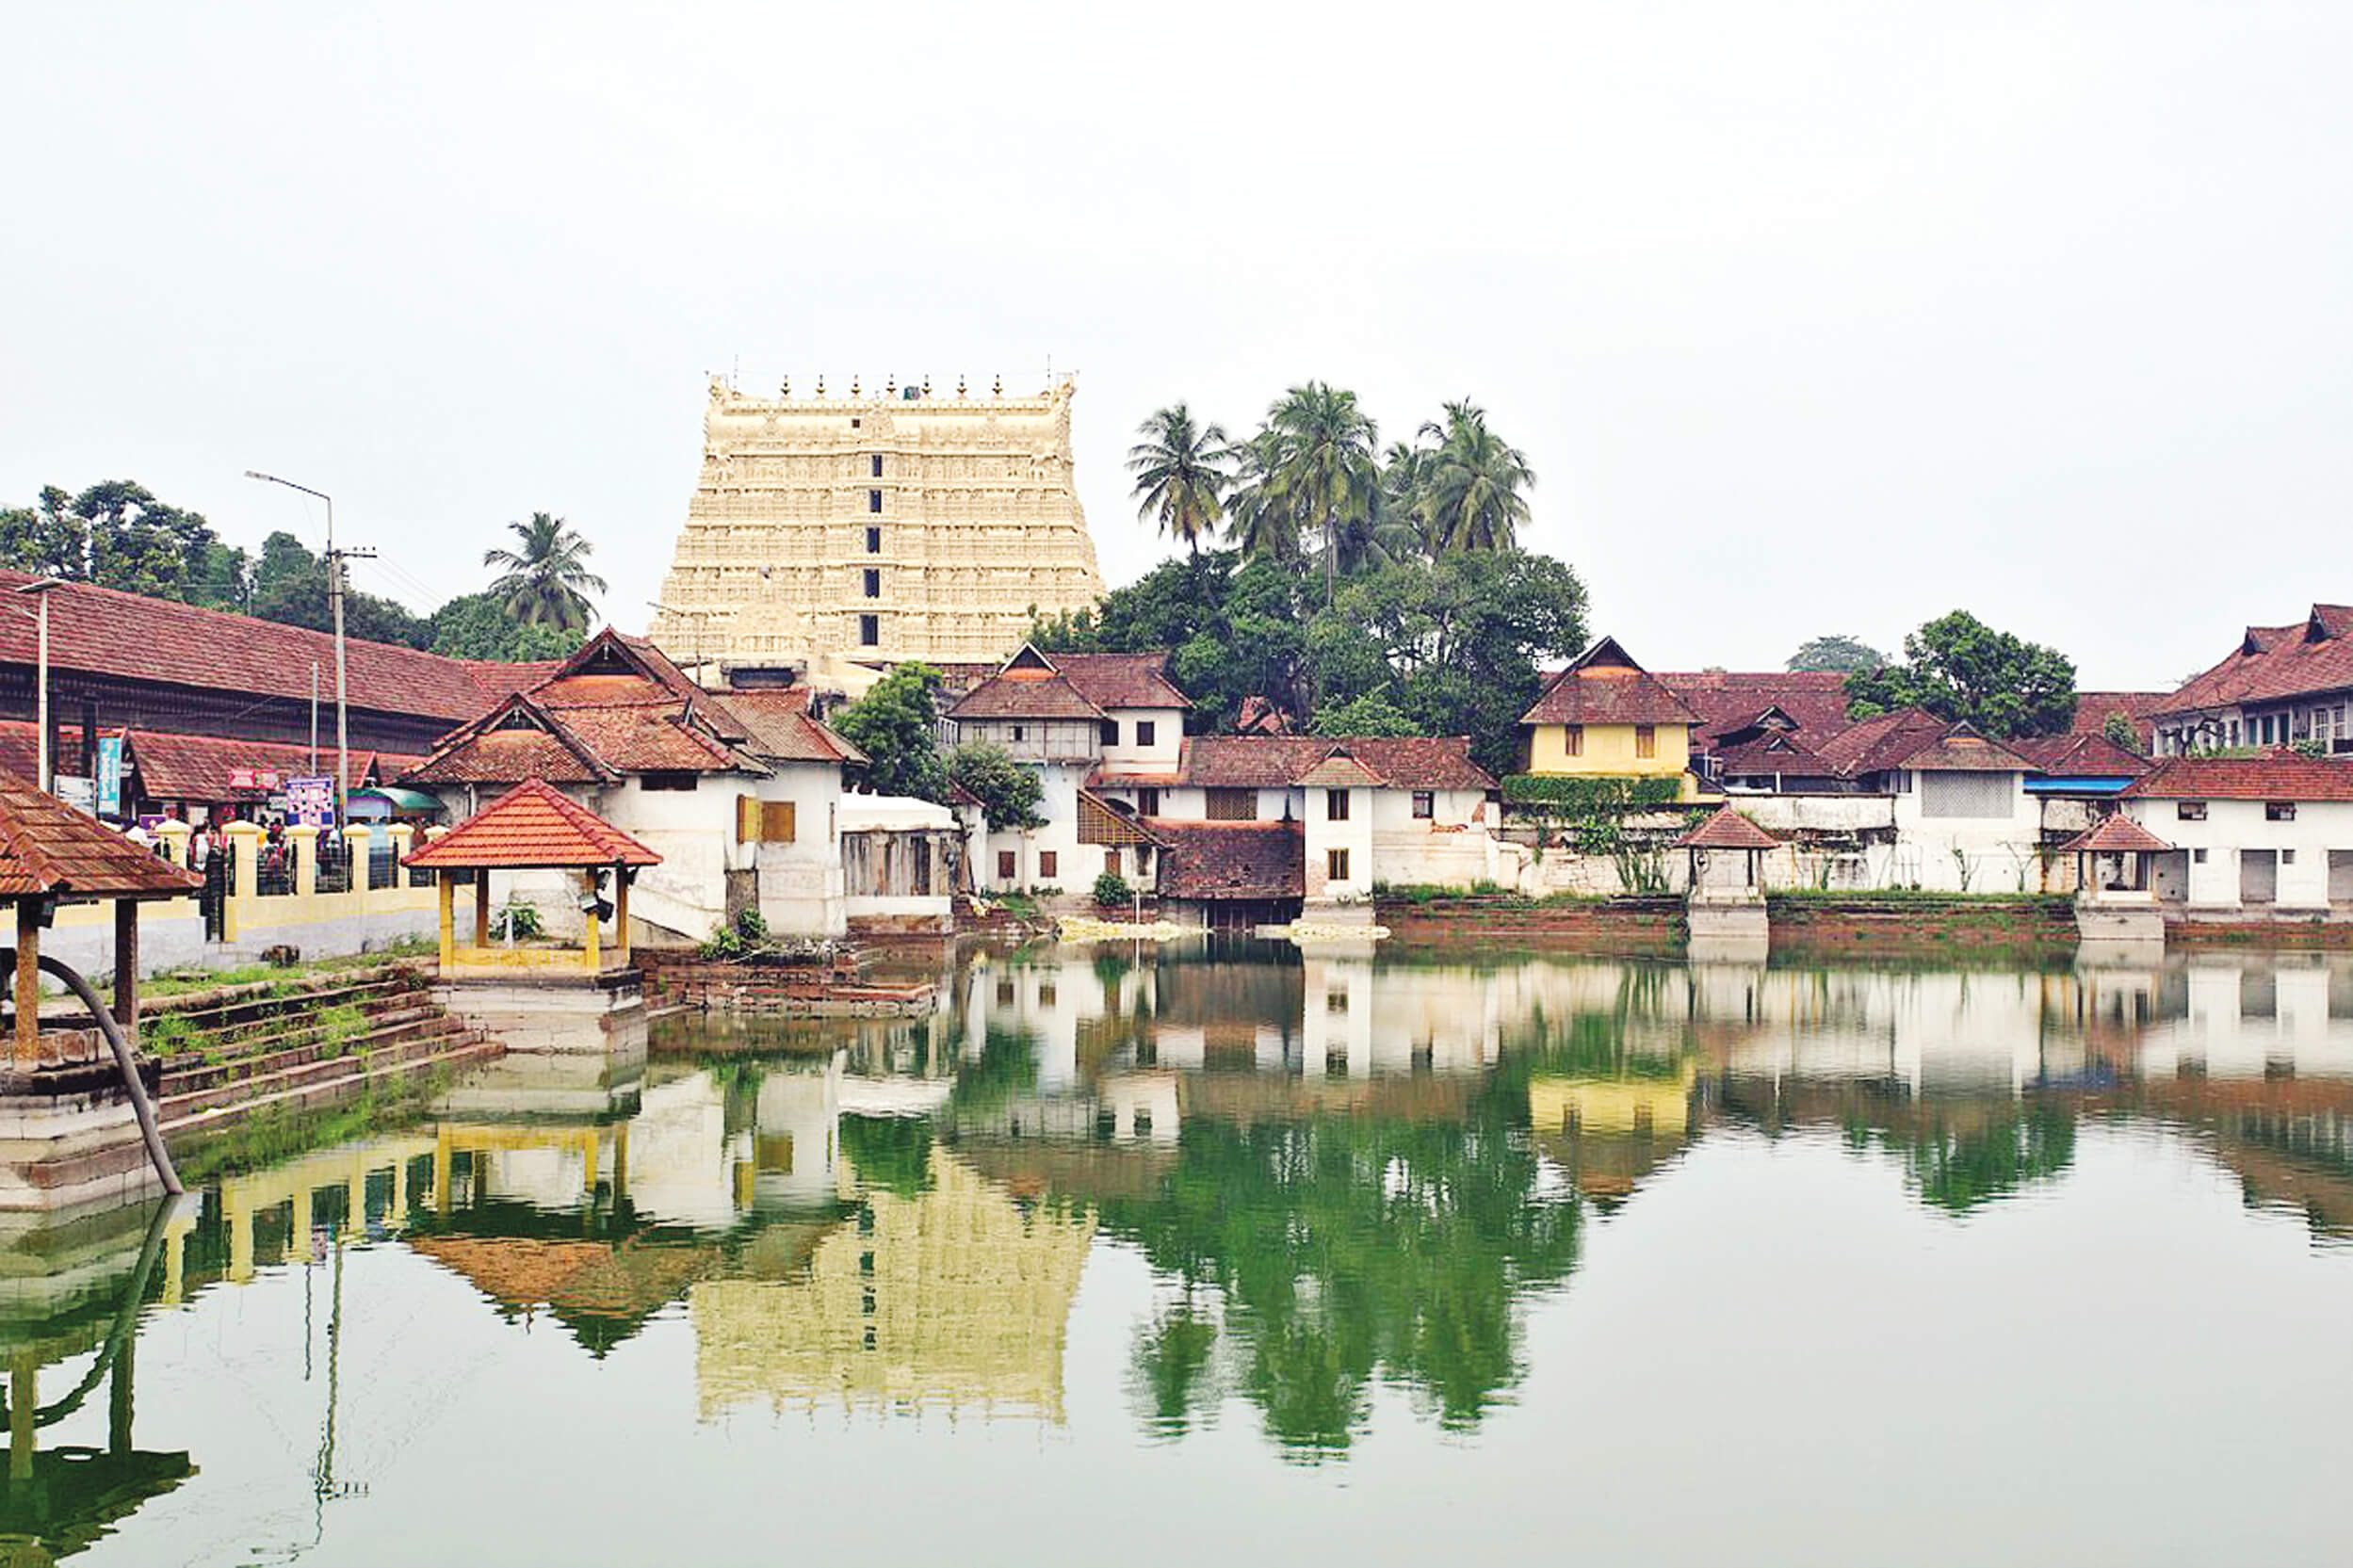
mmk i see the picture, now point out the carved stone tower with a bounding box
[651,377,1104,680]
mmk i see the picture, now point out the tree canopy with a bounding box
[484,512,608,633]
[1843,611,2078,737]
[948,742,1046,832]
[832,662,948,800]
[1786,634,1887,674]
[1127,405,1230,556]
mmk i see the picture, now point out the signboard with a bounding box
[54,776,95,816]
[95,736,123,817]
[285,774,336,830]
[229,768,284,793]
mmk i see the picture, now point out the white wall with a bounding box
[2124,796,2353,910]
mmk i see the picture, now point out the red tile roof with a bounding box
[2004,732,2150,778]
[2059,816,2174,853]
[2120,752,2353,802]
[946,646,1192,722]
[0,568,549,722]
[1657,670,1856,750]
[709,691,865,766]
[1810,709,2031,775]
[0,723,414,803]
[1150,820,1304,901]
[2158,606,2353,718]
[402,779,660,869]
[1166,736,1495,792]
[1674,805,1780,850]
[0,768,202,899]
[2069,692,2168,749]
[1521,638,1700,728]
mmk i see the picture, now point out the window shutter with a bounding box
[737,794,760,844]
[762,800,798,843]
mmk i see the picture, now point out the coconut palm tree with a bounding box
[1127,405,1232,556]
[1419,401,1534,553]
[483,512,609,632]
[1222,428,1303,564]
[1265,382,1379,605]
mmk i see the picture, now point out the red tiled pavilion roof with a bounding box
[1673,805,1780,850]
[403,779,660,870]
[0,768,203,900]
[2059,816,2173,854]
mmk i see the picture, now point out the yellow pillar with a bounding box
[223,821,264,944]
[387,824,416,899]
[155,819,191,868]
[14,902,40,1068]
[581,871,601,973]
[474,873,492,948]
[346,822,372,903]
[286,824,319,897]
[437,876,456,970]
[614,872,631,963]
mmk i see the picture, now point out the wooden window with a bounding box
[868,489,883,513]
[1206,788,1255,821]
[2178,801,2206,821]
[997,850,1016,881]
[1634,725,1657,759]
[863,568,881,598]
[1038,850,1058,880]
[1137,720,1156,747]
[1564,725,1583,757]
[866,526,882,553]
[1137,787,1160,816]
[1327,848,1351,881]
[641,771,696,791]
[1326,788,1350,821]
[738,796,796,841]
[738,794,761,843]
[1104,849,1121,876]
[1100,719,1119,746]
[1412,790,1434,818]
[859,614,879,646]
[2267,802,2296,821]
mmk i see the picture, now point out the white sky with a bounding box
[6,3,2347,690]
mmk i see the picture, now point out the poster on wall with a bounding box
[55,776,95,816]
[95,736,123,816]
[285,775,336,829]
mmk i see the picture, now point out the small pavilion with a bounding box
[403,779,659,978]
[1673,805,1782,899]
[2059,814,2172,897]
[0,768,202,1067]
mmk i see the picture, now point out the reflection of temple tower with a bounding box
[651,378,1103,678]
[691,1150,1094,1421]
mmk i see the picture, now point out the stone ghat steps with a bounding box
[157,1033,504,1143]
[157,1010,481,1120]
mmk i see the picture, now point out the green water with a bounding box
[16,941,2353,1565]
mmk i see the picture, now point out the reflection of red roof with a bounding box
[0,768,202,899]
[1522,639,1700,728]
[1675,806,1779,849]
[403,779,659,868]
[2121,753,2353,802]
[2060,816,2173,853]
[1151,820,1304,900]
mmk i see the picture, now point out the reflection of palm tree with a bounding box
[483,512,609,633]
[1127,406,1231,557]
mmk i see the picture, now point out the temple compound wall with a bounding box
[652,376,1104,678]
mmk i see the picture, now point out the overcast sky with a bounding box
[7,3,2347,690]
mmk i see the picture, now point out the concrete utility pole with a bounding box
[15,581,58,792]
[245,471,367,825]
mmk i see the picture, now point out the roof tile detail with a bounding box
[0,768,202,899]
[2121,753,2353,802]
[403,779,661,869]
[1150,820,1305,901]
[1522,638,1701,728]
[1674,806,1781,849]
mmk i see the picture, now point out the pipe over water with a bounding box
[0,946,184,1197]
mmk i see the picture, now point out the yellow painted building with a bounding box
[1519,636,1709,801]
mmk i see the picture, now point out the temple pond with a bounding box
[15,941,2353,1565]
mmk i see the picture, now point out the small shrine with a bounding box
[2060,814,2172,945]
[1673,804,1781,946]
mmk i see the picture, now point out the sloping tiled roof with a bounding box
[403,779,660,868]
[1170,736,1495,792]
[1809,709,2030,775]
[1522,638,1700,727]
[2069,692,2168,748]
[1150,820,1304,901]
[2158,606,2353,718]
[1712,733,1832,776]
[0,768,203,899]
[403,705,614,786]
[1658,671,1857,750]
[947,671,1106,720]
[0,568,549,722]
[1674,805,1780,850]
[2121,753,2353,802]
[1047,653,1193,711]
[2059,816,2174,853]
[2004,733,2150,778]
[708,690,865,766]
[945,647,1191,723]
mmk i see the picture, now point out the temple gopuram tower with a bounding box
[651,375,1104,682]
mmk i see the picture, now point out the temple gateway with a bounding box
[650,375,1104,686]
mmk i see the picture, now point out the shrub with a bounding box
[488,902,543,941]
[1093,871,1135,909]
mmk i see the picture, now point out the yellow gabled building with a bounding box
[1518,636,1709,800]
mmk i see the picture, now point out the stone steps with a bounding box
[158,1013,479,1122]
[155,1003,448,1093]
[158,1033,504,1142]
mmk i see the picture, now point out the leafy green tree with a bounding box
[1309,691,1420,737]
[1843,611,2078,737]
[1266,383,1381,606]
[1128,404,1231,557]
[833,662,949,800]
[483,512,608,633]
[1786,634,1887,674]
[429,592,585,661]
[2101,710,2144,755]
[247,530,430,647]
[1415,400,1534,553]
[1034,550,1314,731]
[948,742,1046,831]
[0,480,245,606]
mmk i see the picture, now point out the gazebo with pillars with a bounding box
[0,768,200,1207]
[2060,815,2173,897]
[402,779,659,978]
[1674,804,1781,899]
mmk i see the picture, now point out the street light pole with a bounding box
[245,471,350,825]
[14,581,58,793]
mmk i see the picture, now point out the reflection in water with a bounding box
[15,942,2353,1560]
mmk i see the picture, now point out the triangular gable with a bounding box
[998,643,1062,681]
[407,692,619,785]
[1299,748,1384,788]
[1570,635,1646,674]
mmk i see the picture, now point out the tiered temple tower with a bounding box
[650,375,1104,679]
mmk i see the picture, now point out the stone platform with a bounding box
[433,967,648,1057]
[0,1030,167,1213]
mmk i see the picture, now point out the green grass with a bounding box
[316,1004,369,1058]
